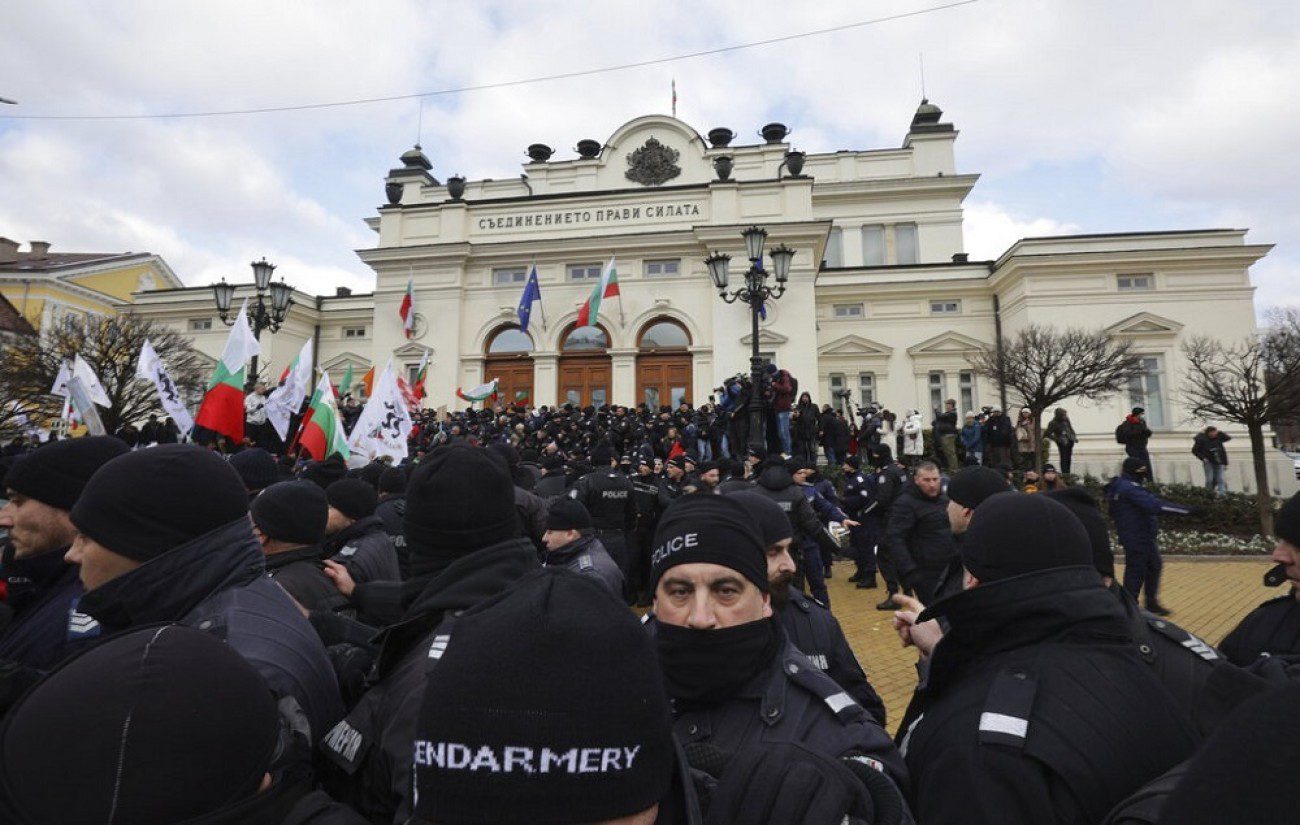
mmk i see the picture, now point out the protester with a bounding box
[933,398,959,472]
[1191,425,1231,495]
[882,461,956,602]
[1043,407,1077,474]
[1117,406,1154,473]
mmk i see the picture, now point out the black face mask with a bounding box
[655,617,782,706]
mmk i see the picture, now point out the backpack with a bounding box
[1115,422,1132,444]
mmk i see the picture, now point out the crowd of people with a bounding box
[0,377,1295,824]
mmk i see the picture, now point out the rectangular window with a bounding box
[824,228,843,268]
[644,259,680,278]
[1117,273,1154,291]
[567,263,602,281]
[591,387,607,408]
[832,303,864,319]
[862,225,886,266]
[343,326,367,339]
[959,371,976,413]
[930,299,961,315]
[929,371,947,414]
[895,223,919,265]
[671,386,688,408]
[858,373,876,407]
[1128,355,1166,428]
[493,267,527,286]
[187,318,212,332]
[829,373,846,411]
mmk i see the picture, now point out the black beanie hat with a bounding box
[667,455,687,470]
[0,624,279,824]
[590,440,614,466]
[326,478,378,520]
[300,455,348,490]
[947,466,1010,510]
[728,491,793,546]
[1122,456,1148,477]
[1274,492,1300,547]
[1045,487,1114,579]
[651,495,767,592]
[486,442,521,468]
[405,444,518,560]
[71,445,250,562]
[2,436,128,511]
[252,480,328,546]
[358,461,385,490]
[545,499,592,532]
[412,567,674,824]
[228,447,280,493]
[960,492,1093,582]
[1158,684,1300,825]
[378,466,407,495]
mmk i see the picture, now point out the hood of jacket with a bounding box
[78,518,266,633]
[402,536,540,622]
[263,543,327,573]
[545,533,604,567]
[757,465,794,491]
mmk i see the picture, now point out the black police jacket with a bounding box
[317,537,539,824]
[672,636,909,793]
[753,467,838,556]
[543,534,625,597]
[776,586,887,726]
[373,494,407,577]
[1219,590,1300,667]
[569,468,635,533]
[898,567,1200,825]
[0,546,84,671]
[324,516,400,585]
[75,519,345,745]
[265,544,350,614]
[882,483,956,583]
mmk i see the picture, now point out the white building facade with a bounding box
[134,103,1291,492]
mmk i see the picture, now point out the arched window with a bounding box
[562,325,609,351]
[487,326,534,354]
[638,319,690,350]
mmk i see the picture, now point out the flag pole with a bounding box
[532,258,547,332]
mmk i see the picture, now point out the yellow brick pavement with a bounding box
[827,557,1277,735]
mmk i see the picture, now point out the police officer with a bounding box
[1220,491,1300,667]
[374,467,408,577]
[540,499,624,596]
[882,460,956,603]
[323,479,401,584]
[729,491,888,726]
[868,444,908,609]
[894,493,1201,824]
[251,480,349,613]
[648,495,908,793]
[751,460,841,606]
[841,455,880,589]
[659,455,687,505]
[567,440,635,588]
[629,457,662,604]
[1105,456,1192,616]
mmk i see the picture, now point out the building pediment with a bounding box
[907,330,988,356]
[818,334,894,358]
[393,342,433,360]
[740,328,789,347]
[320,351,371,371]
[1106,311,1184,337]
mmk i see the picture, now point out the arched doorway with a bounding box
[637,319,692,409]
[558,323,611,407]
[484,326,535,406]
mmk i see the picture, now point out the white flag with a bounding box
[346,360,413,467]
[136,339,195,436]
[71,355,112,408]
[220,299,262,376]
[50,363,70,396]
[265,339,314,441]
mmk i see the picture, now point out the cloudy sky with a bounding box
[2,1,1296,311]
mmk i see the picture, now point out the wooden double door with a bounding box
[558,355,611,408]
[484,356,534,406]
[637,353,691,409]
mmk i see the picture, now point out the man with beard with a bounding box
[540,499,624,597]
[648,495,907,793]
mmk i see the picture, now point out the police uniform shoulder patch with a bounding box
[1146,616,1221,662]
[320,718,369,774]
[339,545,358,558]
[66,601,100,640]
[978,668,1038,750]
[787,657,867,723]
[578,554,594,572]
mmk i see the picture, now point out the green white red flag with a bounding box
[298,372,350,461]
[399,277,415,339]
[575,255,620,327]
[265,338,313,441]
[195,299,260,442]
[456,378,499,404]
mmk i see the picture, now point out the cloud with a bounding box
[962,202,1081,261]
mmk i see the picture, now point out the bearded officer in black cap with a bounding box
[895,492,1202,825]
[1220,491,1300,667]
[566,439,635,590]
[648,495,908,794]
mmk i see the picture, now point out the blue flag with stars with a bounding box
[517,266,542,333]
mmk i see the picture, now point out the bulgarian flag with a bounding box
[412,348,430,400]
[195,299,260,442]
[576,255,621,327]
[298,373,350,461]
[456,378,499,404]
[399,277,415,339]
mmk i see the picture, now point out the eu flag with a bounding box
[517,266,542,333]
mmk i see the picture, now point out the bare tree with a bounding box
[968,325,1145,471]
[0,313,207,435]
[1180,309,1300,536]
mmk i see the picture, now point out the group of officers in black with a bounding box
[0,429,1297,824]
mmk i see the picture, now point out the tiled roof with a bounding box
[0,251,152,273]
[0,292,36,336]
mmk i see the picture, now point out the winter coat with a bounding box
[933,410,958,438]
[982,414,1014,448]
[543,534,624,596]
[1104,474,1193,552]
[1043,414,1077,447]
[0,547,84,672]
[772,370,796,413]
[325,516,401,585]
[374,494,407,577]
[753,466,839,557]
[75,519,345,743]
[777,585,887,726]
[901,413,925,457]
[882,483,956,582]
[513,484,550,546]
[265,544,350,613]
[959,422,983,453]
[1191,432,1231,466]
[1219,592,1300,668]
[1014,417,1035,452]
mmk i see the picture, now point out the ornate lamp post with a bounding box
[704,226,795,453]
[211,257,293,383]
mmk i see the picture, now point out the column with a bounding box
[533,351,559,408]
[609,347,637,406]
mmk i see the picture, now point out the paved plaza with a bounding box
[830,557,1278,734]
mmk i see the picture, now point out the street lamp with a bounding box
[704,226,794,453]
[211,258,293,384]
